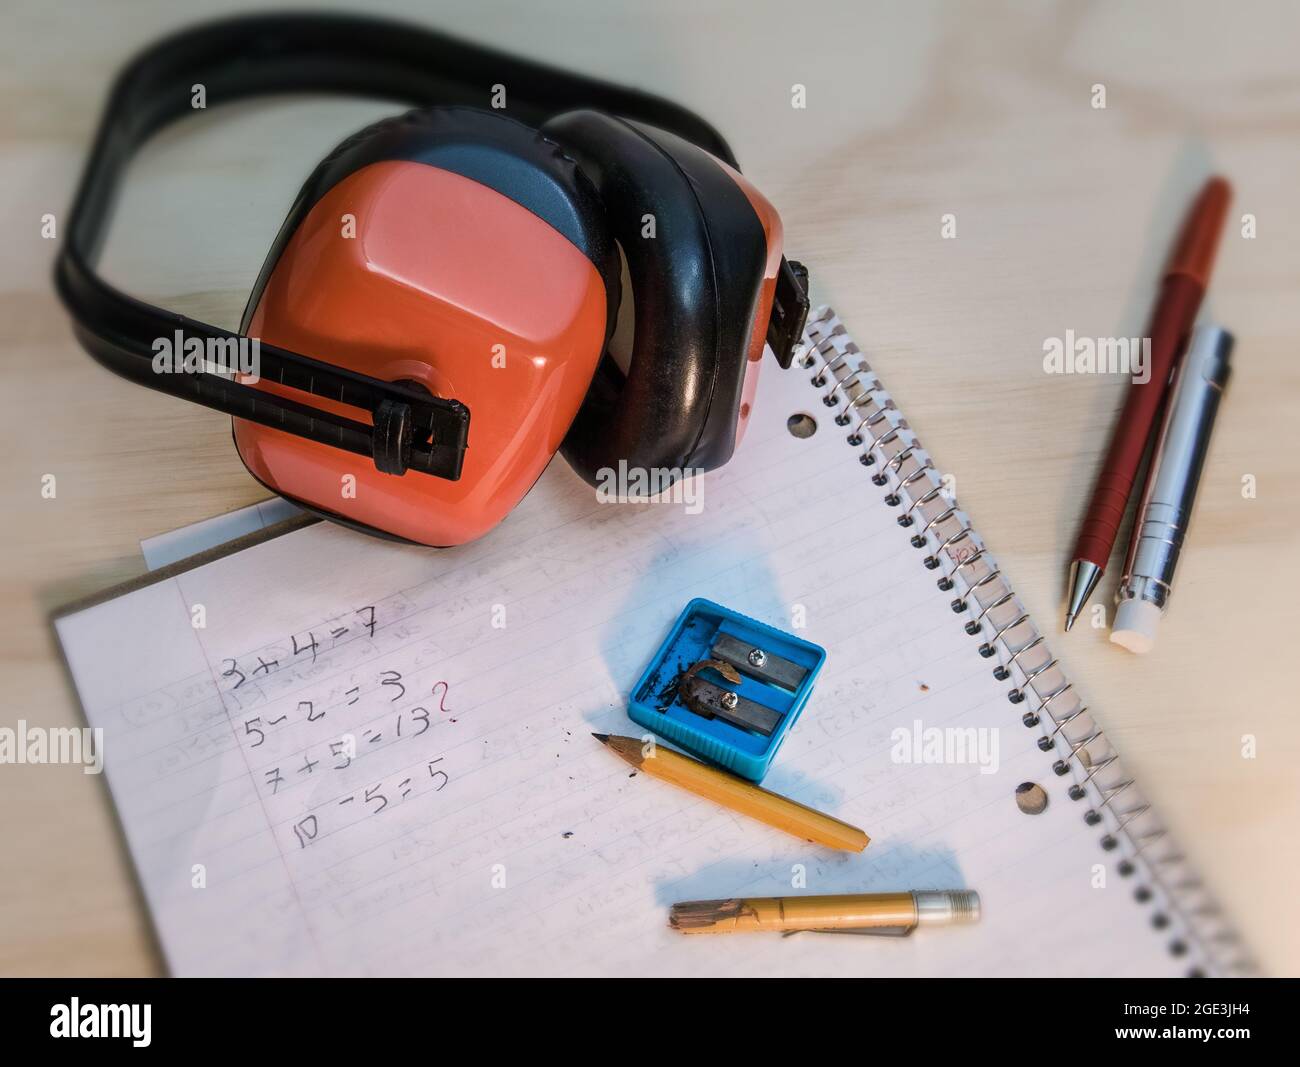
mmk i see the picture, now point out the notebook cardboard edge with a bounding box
[51,513,321,623]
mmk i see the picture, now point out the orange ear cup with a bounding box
[237,161,609,546]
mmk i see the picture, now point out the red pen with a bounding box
[1064,176,1231,631]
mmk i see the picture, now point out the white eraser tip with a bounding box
[1110,599,1161,655]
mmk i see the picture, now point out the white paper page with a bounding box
[140,497,301,571]
[56,338,1199,977]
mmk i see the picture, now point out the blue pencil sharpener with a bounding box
[628,598,826,782]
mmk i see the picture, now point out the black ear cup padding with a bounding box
[542,110,768,487]
[243,107,621,340]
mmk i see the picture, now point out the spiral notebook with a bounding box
[53,307,1252,977]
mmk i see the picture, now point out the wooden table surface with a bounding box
[3,0,1297,976]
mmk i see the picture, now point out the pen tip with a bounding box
[591,732,610,744]
[1065,560,1102,631]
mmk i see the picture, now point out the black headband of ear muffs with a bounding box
[54,11,738,480]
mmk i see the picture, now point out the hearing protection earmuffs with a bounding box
[56,13,808,547]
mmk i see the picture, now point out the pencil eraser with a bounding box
[1111,599,1161,655]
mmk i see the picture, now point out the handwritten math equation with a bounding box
[213,601,459,848]
[290,757,451,849]
[253,684,448,795]
[219,605,378,692]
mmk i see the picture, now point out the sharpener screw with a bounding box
[747,648,767,667]
[720,691,740,711]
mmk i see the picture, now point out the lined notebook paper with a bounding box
[54,308,1249,977]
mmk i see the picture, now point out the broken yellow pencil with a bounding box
[593,733,869,852]
[669,890,981,934]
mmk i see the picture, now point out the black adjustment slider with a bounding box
[373,398,413,475]
[766,257,810,369]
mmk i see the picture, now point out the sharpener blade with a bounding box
[679,675,782,736]
[711,633,808,691]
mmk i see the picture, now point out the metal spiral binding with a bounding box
[797,305,1256,977]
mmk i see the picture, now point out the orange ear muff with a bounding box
[237,108,619,547]
[57,15,808,548]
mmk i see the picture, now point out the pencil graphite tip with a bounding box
[1064,560,1102,633]
[591,732,610,744]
